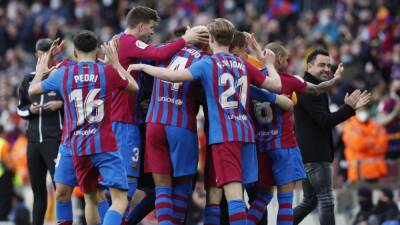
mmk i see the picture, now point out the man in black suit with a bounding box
[293,49,370,225]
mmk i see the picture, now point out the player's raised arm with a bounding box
[101,40,139,93]
[260,49,282,92]
[304,63,344,96]
[122,6,208,61]
[128,64,193,82]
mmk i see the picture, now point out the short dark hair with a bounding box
[229,31,246,51]
[126,6,160,29]
[173,27,187,37]
[306,49,329,64]
[35,38,53,52]
[73,30,98,53]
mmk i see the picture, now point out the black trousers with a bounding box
[27,140,59,225]
[293,162,335,225]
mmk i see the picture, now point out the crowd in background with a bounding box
[0,0,400,224]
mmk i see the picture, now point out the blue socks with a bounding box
[172,183,192,224]
[56,201,73,225]
[98,199,109,224]
[247,192,273,225]
[277,192,294,225]
[203,204,221,225]
[155,186,174,225]
[227,200,247,225]
[103,209,123,225]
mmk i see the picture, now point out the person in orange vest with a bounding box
[342,106,388,182]
[0,124,14,221]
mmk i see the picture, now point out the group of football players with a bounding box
[27,5,369,225]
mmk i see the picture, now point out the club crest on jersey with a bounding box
[135,40,148,49]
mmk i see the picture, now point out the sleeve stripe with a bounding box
[17,108,30,117]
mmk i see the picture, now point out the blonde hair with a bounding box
[207,18,235,46]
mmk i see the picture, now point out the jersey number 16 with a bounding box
[69,88,104,126]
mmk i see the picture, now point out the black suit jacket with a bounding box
[294,72,355,163]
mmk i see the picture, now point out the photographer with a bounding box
[17,39,63,225]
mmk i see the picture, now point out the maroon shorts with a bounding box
[257,151,275,188]
[144,123,171,175]
[73,152,128,193]
[206,142,243,188]
[204,144,216,188]
[73,155,100,193]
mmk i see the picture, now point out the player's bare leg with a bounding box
[222,182,247,225]
[55,183,74,225]
[83,191,100,225]
[276,182,298,225]
[108,188,129,215]
[55,183,73,205]
[153,173,172,187]
[96,189,109,223]
[101,187,129,225]
[223,182,243,200]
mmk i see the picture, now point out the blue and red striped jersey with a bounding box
[188,52,266,144]
[112,33,186,124]
[146,45,206,131]
[253,72,307,151]
[41,62,129,156]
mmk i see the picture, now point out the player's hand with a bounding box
[50,38,65,57]
[29,103,41,114]
[344,89,361,109]
[182,26,209,44]
[127,64,145,73]
[42,100,63,111]
[354,90,371,110]
[333,63,344,80]
[263,48,276,65]
[100,40,119,66]
[35,51,55,77]
[245,33,264,60]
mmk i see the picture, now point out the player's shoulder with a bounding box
[56,59,76,69]
[280,72,305,83]
[121,33,149,50]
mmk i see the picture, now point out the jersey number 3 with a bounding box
[219,73,248,109]
[69,89,104,126]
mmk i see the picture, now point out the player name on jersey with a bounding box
[74,73,98,83]
[216,59,245,71]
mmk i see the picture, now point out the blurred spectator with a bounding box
[353,188,374,225]
[342,106,388,183]
[370,188,400,225]
[0,124,14,221]
[377,79,400,159]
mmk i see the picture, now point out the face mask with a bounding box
[356,111,369,122]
